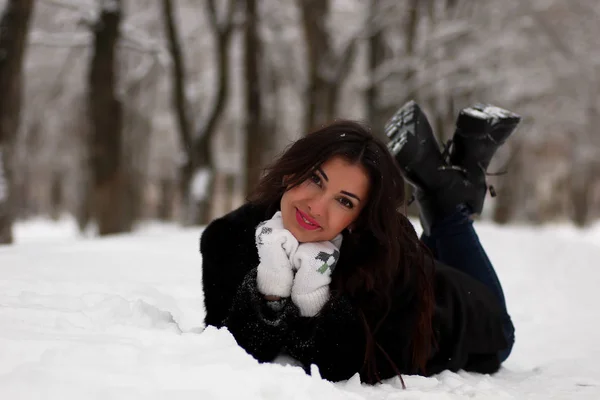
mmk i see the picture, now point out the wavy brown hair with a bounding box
[248,120,435,384]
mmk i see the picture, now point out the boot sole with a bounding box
[456,104,521,141]
[385,100,439,160]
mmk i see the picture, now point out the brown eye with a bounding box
[310,173,322,186]
[338,197,354,209]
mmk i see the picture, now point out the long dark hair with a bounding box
[248,120,435,383]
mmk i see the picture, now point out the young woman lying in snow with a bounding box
[200,101,519,385]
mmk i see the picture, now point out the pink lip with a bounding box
[295,208,321,231]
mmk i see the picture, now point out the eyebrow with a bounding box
[341,191,361,202]
[316,167,362,202]
[316,167,328,181]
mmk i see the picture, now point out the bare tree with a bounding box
[0,0,35,244]
[8,0,600,228]
[162,0,237,225]
[298,0,357,132]
[86,0,131,235]
[514,0,600,226]
[365,0,393,136]
[121,59,160,223]
[242,0,268,194]
[491,140,523,224]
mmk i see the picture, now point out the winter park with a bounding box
[1,1,600,399]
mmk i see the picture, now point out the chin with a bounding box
[286,224,315,244]
[289,227,311,243]
[287,227,302,241]
[292,228,330,244]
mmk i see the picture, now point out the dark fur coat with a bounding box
[200,203,510,382]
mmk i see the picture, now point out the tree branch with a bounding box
[516,0,573,59]
[193,0,238,149]
[41,0,94,11]
[29,30,164,56]
[331,36,357,84]
[221,0,237,36]
[29,30,90,47]
[161,0,193,153]
[41,0,165,55]
[205,0,219,35]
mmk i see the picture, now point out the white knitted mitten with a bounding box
[255,212,299,297]
[291,234,342,317]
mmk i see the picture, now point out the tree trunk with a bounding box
[50,171,64,221]
[243,0,267,195]
[492,142,522,224]
[122,62,159,225]
[299,0,357,133]
[157,178,176,221]
[0,147,12,243]
[87,0,129,236]
[0,0,35,244]
[401,0,420,104]
[570,163,592,227]
[162,0,193,153]
[224,173,237,212]
[299,0,334,132]
[299,0,356,132]
[569,77,600,227]
[397,0,421,214]
[365,0,386,133]
[179,139,214,225]
[162,0,235,225]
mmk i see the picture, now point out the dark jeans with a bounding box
[420,205,515,363]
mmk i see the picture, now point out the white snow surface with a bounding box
[1,217,600,399]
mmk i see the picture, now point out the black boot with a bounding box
[386,101,476,234]
[448,104,521,215]
[385,100,444,192]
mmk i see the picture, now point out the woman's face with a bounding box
[280,156,370,243]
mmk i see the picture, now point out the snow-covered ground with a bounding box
[1,215,599,399]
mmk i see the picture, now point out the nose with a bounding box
[307,194,327,217]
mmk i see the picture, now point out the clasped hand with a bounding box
[255,212,342,317]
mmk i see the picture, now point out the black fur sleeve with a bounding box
[200,204,291,362]
[224,269,298,362]
[284,295,367,382]
[283,284,419,382]
[200,204,262,328]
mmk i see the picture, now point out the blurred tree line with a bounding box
[0,0,599,243]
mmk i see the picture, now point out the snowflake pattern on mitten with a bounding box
[256,224,272,246]
[315,250,340,274]
[255,212,299,297]
[291,238,342,317]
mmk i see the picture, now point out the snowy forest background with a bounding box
[1,0,600,244]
